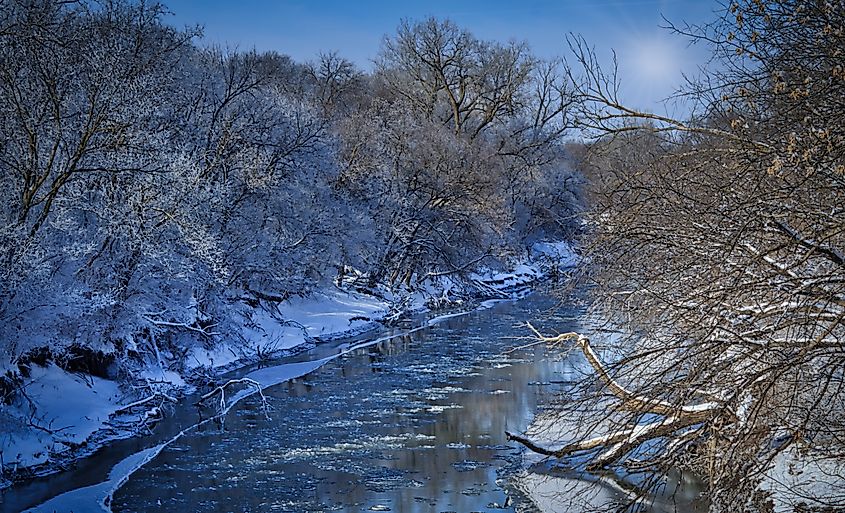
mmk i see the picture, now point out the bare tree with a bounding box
[377,17,534,139]
[305,51,365,117]
[0,2,368,393]
[509,1,845,511]
[335,18,579,288]
[0,0,197,367]
[0,0,195,238]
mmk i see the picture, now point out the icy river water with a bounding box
[7,292,706,512]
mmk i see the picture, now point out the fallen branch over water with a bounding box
[506,326,732,469]
[196,378,270,419]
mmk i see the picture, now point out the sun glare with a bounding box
[617,33,685,110]
[631,37,680,82]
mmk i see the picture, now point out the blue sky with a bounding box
[163,0,721,114]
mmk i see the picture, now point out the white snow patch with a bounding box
[467,240,577,298]
[10,244,576,503]
[187,342,241,370]
[24,443,166,513]
[277,289,387,338]
[760,448,845,512]
[1,365,122,468]
[530,240,578,267]
[138,367,185,388]
[188,289,388,371]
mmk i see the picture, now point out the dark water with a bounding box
[112,293,705,513]
[7,293,706,512]
[113,295,576,512]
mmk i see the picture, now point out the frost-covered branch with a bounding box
[508,326,730,469]
[196,378,270,420]
[142,315,220,339]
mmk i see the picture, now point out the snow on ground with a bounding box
[760,447,845,512]
[266,288,388,340]
[3,240,579,489]
[530,240,579,267]
[137,367,185,388]
[20,357,338,513]
[470,263,542,294]
[19,305,486,513]
[0,364,123,469]
[470,241,578,297]
[3,288,389,481]
[187,288,389,370]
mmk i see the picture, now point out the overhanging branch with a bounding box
[508,326,733,468]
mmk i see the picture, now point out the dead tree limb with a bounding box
[196,378,270,419]
[508,326,733,469]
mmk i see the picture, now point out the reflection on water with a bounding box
[114,296,571,512]
[513,461,707,512]
[7,292,707,513]
[112,293,706,512]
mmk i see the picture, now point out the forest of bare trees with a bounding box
[0,1,578,416]
[2,0,843,510]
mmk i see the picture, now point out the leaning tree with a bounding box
[509,1,845,511]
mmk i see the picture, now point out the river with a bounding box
[6,292,706,512]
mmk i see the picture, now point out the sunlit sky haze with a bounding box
[163,0,719,116]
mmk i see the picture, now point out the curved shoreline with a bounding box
[10,299,509,513]
[3,244,573,511]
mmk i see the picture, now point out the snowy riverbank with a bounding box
[0,241,577,491]
[0,288,392,486]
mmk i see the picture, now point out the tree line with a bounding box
[4,1,841,509]
[0,2,579,399]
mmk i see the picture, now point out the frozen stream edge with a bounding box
[24,304,498,512]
